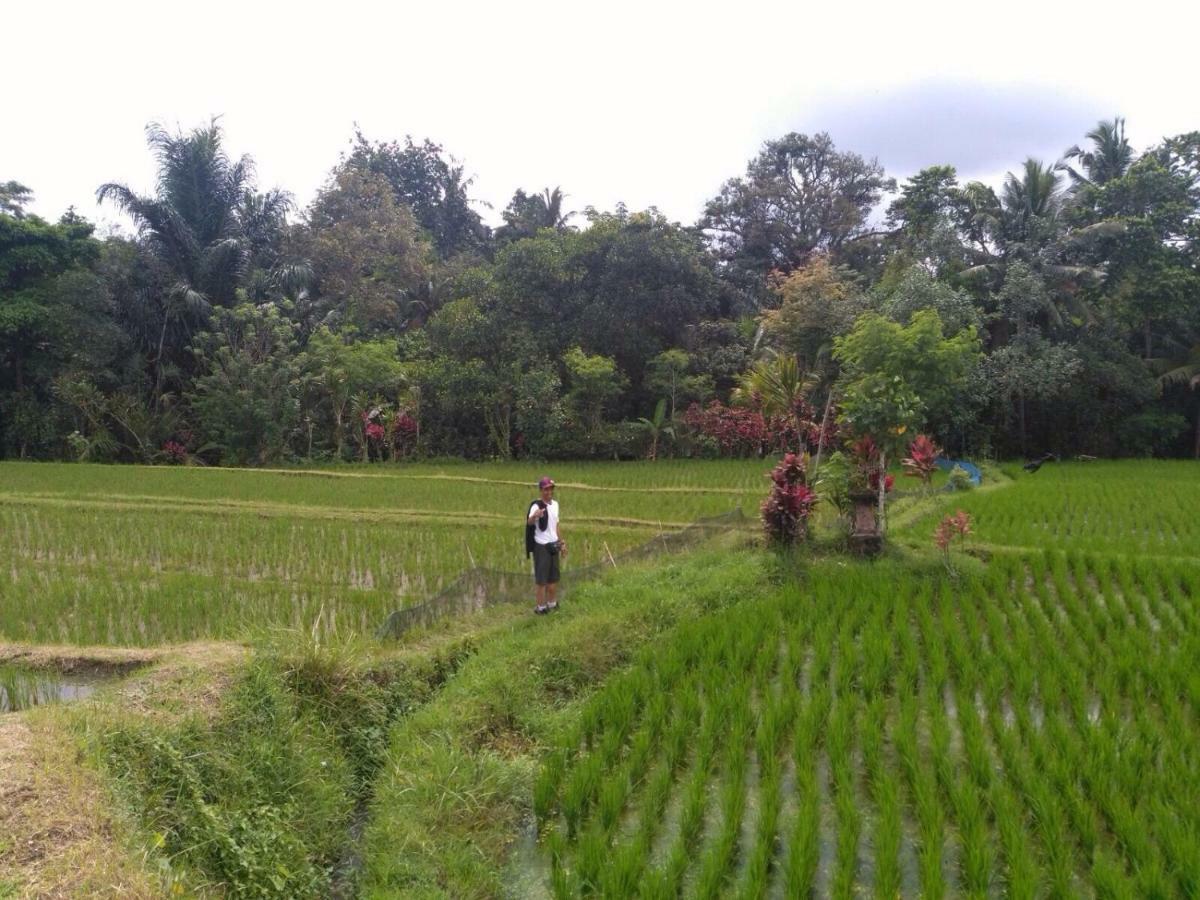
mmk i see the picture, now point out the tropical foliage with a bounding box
[3,117,1200,462]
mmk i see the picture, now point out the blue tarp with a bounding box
[935,456,982,486]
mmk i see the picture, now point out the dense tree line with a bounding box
[2,117,1198,464]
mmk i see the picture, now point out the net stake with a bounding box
[604,541,618,568]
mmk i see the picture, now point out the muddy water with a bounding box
[0,667,117,712]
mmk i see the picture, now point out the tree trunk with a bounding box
[812,389,834,478]
[877,451,887,533]
[1018,388,1027,458]
[1144,319,1153,360]
[154,313,169,410]
[1194,394,1200,460]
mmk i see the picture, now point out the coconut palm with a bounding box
[536,187,574,230]
[960,160,1106,323]
[1064,117,1134,188]
[1001,158,1064,242]
[496,186,575,244]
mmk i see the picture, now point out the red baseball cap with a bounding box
[538,476,555,489]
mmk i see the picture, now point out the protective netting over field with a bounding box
[376,508,747,639]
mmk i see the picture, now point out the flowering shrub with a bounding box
[390,413,419,458]
[761,453,817,546]
[869,470,895,493]
[162,440,188,464]
[902,434,940,486]
[808,416,839,451]
[935,509,973,573]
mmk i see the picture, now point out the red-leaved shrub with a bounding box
[761,453,817,545]
[902,434,940,486]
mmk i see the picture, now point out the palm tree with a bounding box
[734,351,821,461]
[98,121,260,311]
[536,187,574,230]
[97,120,293,403]
[961,160,1106,323]
[496,186,574,243]
[1064,117,1134,188]
[1001,158,1064,242]
[637,398,674,461]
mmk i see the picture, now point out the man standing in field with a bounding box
[527,476,567,614]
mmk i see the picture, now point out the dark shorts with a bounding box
[533,542,560,585]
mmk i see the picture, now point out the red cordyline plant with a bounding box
[935,509,972,573]
[761,453,817,546]
[902,434,940,487]
[161,440,188,464]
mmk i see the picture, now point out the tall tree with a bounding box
[96,120,293,403]
[346,130,490,260]
[495,187,574,244]
[1064,117,1134,188]
[301,167,434,335]
[0,207,114,455]
[0,181,34,218]
[702,132,894,289]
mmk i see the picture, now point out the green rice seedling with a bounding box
[534,749,567,825]
[0,665,62,712]
[575,820,610,892]
[911,762,947,899]
[1026,781,1074,898]
[691,716,751,900]
[989,787,1039,900]
[872,770,903,900]
[597,769,630,834]
[1090,846,1136,900]
[561,752,605,839]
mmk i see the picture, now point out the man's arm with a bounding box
[527,502,545,524]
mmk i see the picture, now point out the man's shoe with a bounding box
[547,602,559,612]
[534,605,549,615]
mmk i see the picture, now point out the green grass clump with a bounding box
[100,638,471,897]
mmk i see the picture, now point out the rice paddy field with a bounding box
[0,460,765,645]
[3,457,1199,897]
[932,460,1200,557]
[528,461,1200,898]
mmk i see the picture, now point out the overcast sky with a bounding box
[6,0,1198,234]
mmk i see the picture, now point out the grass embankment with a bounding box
[358,541,767,897]
[0,628,490,898]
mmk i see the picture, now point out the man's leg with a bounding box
[534,547,549,613]
[546,552,560,610]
